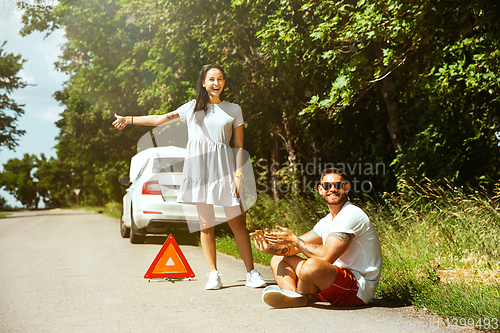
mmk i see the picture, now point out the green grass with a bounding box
[72,202,122,219]
[216,180,500,331]
[0,213,11,218]
[367,180,500,329]
[216,233,274,266]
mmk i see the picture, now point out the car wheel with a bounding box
[120,206,130,238]
[130,204,146,244]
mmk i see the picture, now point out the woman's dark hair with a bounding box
[194,64,226,113]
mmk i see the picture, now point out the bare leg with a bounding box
[270,256,337,295]
[225,206,254,272]
[197,203,217,272]
[270,255,304,292]
[296,258,337,295]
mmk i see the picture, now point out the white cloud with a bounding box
[18,68,37,85]
[33,105,64,123]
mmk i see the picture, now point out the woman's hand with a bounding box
[112,113,129,130]
[231,175,243,198]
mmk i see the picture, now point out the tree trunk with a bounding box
[380,79,404,152]
[270,126,280,198]
[281,112,299,195]
[376,45,404,153]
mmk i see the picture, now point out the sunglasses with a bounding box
[320,181,345,191]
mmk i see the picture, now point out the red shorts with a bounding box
[310,265,365,307]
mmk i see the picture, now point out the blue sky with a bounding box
[0,9,68,208]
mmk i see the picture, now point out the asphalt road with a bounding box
[0,210,458,333]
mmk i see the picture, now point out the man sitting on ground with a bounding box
[250,167,382,308]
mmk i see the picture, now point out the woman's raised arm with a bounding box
[112,111,180,130]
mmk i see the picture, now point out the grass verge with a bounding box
[72,202,122,219]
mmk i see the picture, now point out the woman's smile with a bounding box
[203,68,225,103]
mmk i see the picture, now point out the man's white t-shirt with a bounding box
[313,201,382,304]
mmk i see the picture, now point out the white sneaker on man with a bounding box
[262,286,309,308]
[245,269,267,288]
[205,270,223,290]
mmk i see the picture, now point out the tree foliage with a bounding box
[0,195,13,211]
[1,154,39,209]
[9,0,500,206]
[256,0,500,190]
[0,41,27,151]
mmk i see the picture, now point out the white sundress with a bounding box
[176,99,244,207]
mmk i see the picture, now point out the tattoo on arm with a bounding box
[295,238,320,256]
[276,244,291,256]
[268,244,291,256]
[166,113,176,120]
[328,232,353,242]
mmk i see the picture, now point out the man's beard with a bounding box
[322,191,345,205]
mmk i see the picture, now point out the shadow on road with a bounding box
[309,297,405,311]
[142,223,232,246]
[143,231,200,246]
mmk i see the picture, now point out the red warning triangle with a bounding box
[144,234,195,279]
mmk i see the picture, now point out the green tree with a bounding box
[0,42,27,151]
[22,0,278,202]
[35,154,72,208]
[53,90,136,205]
[1,154,39,209]
[19,0,500,205]
[256,0,500,191]
[0,195,13,211]
[23,0,155,204]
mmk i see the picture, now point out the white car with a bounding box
[119,146,226,244]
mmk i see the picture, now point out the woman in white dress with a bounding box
[113,64,266,290]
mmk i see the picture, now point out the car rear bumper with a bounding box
[133,199,228,233]
[144,219,199,233]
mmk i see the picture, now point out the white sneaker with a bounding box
[262,288,309,308]
[205,270,223,290]
[245,269,267,288]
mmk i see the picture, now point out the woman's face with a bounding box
[202,68,225,102]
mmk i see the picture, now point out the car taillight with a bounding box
[142,181,162,195]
